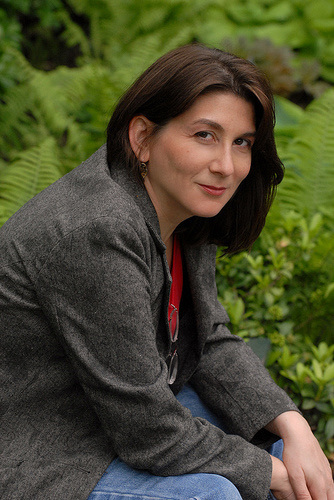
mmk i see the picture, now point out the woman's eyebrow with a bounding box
[192,119,223,131]
[242,131,257,139]
[191,119,256,137]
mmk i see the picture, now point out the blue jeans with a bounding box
[88,385,282,499]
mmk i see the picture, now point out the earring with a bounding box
[139,161,148,180]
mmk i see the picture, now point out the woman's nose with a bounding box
[209,149,235,176]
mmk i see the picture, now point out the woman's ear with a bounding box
[128,115,153,162]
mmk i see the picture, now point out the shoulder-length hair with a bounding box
[106,44,284,253]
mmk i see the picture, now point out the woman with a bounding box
[0,44,332,500]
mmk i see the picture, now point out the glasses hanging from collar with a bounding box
[167,304,179,385]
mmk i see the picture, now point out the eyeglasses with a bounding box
[167,304,179,385]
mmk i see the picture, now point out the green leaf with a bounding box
[315,402,333,414]
[301,385,316,398]
[275,96,304,131]
[312,359,323,380]
[266,350,282,367]
[228,297,245,325]
[302,399,316,410]
[323,364,334,383]
[325,417,334,439]
[325,283,334,298]
[280,369,297,383]
[296,362,308,383]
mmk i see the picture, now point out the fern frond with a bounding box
[0,58,103,163]
[0,138,62,227]
[64,0,114,60]
[57,9,92,58]
[3,47,37,83]
[0,82,36,154]
[275,89,334,226]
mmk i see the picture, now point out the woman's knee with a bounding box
[183,472,242,500]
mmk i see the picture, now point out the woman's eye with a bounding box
[234,138,252,147]
[195,131,213,140]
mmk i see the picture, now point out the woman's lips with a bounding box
[198,184,227,196]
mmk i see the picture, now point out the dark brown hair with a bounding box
[107,44,284,253]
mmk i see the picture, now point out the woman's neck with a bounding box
[165,234,174,269]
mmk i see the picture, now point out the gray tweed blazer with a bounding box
[0,145,298,500]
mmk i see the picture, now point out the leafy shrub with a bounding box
[216,212,334,456]
[216,212,334,343]
[268,341,334,457]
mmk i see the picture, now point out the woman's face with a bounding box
[141,92,256,234]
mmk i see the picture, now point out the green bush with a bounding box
[216,211,334,456]
[269,341,334,456]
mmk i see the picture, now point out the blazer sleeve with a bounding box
[188,244,300,444]
[36,216,275,500]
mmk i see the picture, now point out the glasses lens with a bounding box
[167,351,178,385]
[169,306,179,341]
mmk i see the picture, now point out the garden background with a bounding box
[0,0,333,464]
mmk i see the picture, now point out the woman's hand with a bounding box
[281,413,333,499]
[267,411,334,499]
[270,455,296,500]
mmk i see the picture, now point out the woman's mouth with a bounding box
[198,184,227,196]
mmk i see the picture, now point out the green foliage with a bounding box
[0,48,119,160]
[0,138,62,226]
[273,89,334,228]
[268,342,334,455]
[0,4,23,91]
[216,212,334,345]
[216,212,334,455]
[273,96,305,153]
[1,0,334,84]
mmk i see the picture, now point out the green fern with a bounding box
[0,138,62,227]
[274,88,334,226]
[0,52,115,167]
[0,50,69,156]
[273,96,305,156]
[57,8,92,59]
